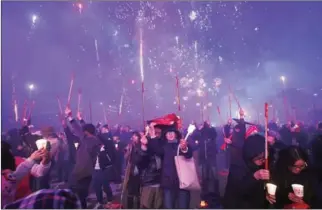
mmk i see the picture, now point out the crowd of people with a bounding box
[1,107,322,209]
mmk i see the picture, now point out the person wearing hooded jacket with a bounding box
[145,123,193,209]
[267,146,315,208]
[223,134,270,208]
[198,121,220,206]
[65,108,101,209]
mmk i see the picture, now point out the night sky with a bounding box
[2,1,322,128]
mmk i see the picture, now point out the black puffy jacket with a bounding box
[133,138,162,187]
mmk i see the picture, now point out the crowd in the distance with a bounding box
[1,106,322,209]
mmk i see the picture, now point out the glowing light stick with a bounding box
[145,125,150,136]
[184,124,196,141]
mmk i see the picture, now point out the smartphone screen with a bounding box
[46,141,51,152]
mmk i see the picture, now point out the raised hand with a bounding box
[65,107,72,117]
[224,137,232,144]
[179,139,188,151]
[140,135,148,145]
[29,150,45,162]
[76,111,83,121]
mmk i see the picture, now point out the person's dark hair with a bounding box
[318,122,322,129]
[275,146,309,174]
[203,121,210,128]
[41,126,56,138]
[131,131,141,140]
[83,124,96,135]
[19,126,30,136]
[1,141,16,171]
[163,126,182,140]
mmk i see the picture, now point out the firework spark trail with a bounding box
[194,40,198,71]
[119,89,125,115]
[94,39,101,68]
[139,29,144,82]
[11,76,19,122]
[139,27,145,128]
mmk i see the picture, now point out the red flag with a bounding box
[148,113,182,129]
[245,125,259,139]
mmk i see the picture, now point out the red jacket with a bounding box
[14,157,32,200]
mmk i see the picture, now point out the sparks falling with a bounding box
[77,3,83,14]
[175,36,179,46]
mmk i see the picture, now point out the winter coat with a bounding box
[148,138,193,190]
[223,134,267,208]
[229,120,246,167]
[68,120,101,182]
[271,168,315,208]
[134,138,162,187]
[1,159,51,207]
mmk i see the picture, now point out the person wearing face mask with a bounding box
[223,134,270,208]
[147,124,193,209]
[267,146,315,209]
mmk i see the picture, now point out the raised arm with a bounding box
[12,150,44,181]
[65,107,84,140]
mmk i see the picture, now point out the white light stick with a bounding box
[184,124,196,141]
[145,125,150,136]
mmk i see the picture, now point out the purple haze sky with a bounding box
[2,1,322,128]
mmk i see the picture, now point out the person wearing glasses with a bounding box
[266,146,314,208]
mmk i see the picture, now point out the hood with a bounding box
[163,125,182,141]
[243,134,265,170]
